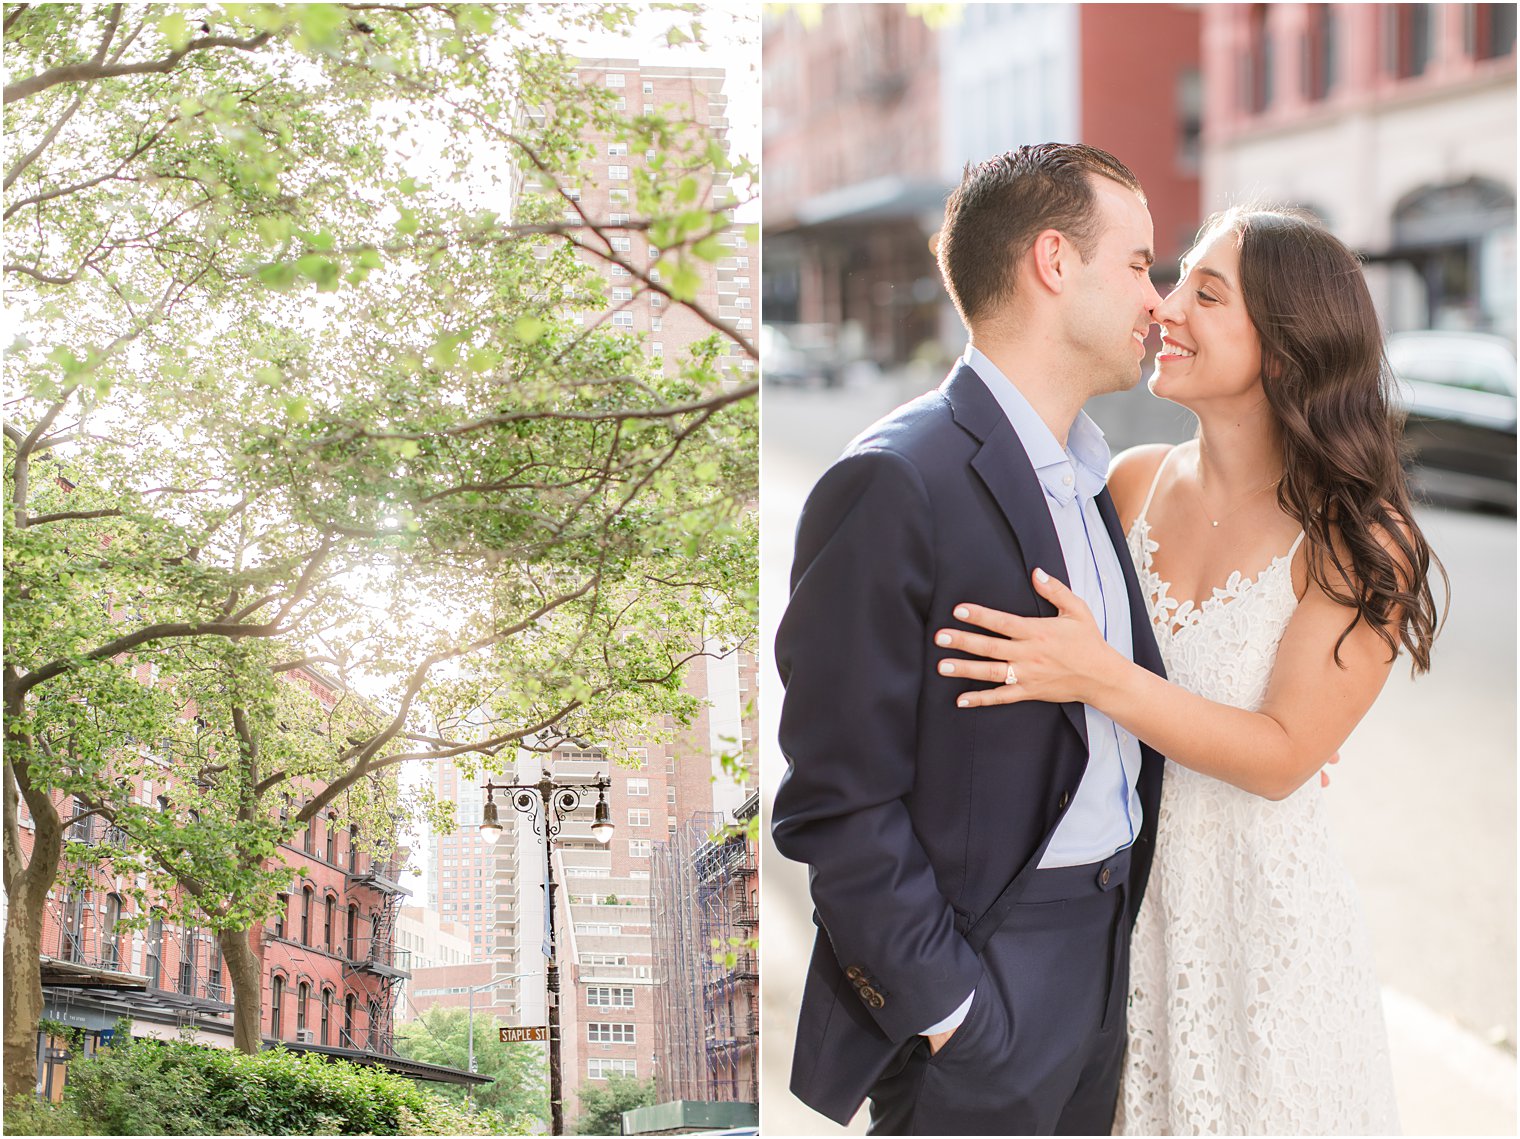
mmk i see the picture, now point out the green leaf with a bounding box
[512,317,546,344]
[257,263,296,291]
[692,236,724,262]
[283,396,311,423]
[157,12,191,51]
[466,347,502,374]
[669,262,702,303]
[676,177,699,204]
[396,208,419,236]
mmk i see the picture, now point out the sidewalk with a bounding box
[1385,987,1516,1135]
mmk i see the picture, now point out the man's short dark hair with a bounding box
[937,142,1146,325]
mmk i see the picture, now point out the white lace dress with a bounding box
[1114,473,1400,1136]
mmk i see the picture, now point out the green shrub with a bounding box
[2,1094,88,1136]
[55,1034,509,1135]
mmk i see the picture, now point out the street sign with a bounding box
[499,1026,548,1043]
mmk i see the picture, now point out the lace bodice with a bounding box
[1114,451,1399,1136]
[1126,515,1303,712]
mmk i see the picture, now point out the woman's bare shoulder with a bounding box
[1107,443,1179,526]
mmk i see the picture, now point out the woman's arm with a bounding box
[938,566,1398,801]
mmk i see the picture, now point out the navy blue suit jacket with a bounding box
[771,363,1168,1124]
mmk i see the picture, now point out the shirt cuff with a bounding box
[920,988,975,1037]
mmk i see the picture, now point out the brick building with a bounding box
[25,664,475,1099]
[1199,3,1515,339]
[761,3,1203,366]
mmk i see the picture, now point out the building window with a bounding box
[321,988,333,1045]
[737,317,753,331]
[324,895,336,951]
[610,212,629,225]
[103,894,123,969]
[347,904,359,960]
[1302,5,1336,101]
[612,237,631,253]
[1470,3,1517,59]
[650,342,663,358]
[301,886,313,945]
[146,916,163,988]
[612,312,634,329]
[325,817,337,863]
[606,72,625,87]
[587,1022,636,1044]
[736,296,752,310]
[627,779,648,796]
[642,81,653,94]
[628,809,650,827]
[608,164,629,181]
[629,839,651,858]
[271,976,285,1039]
[650,316,662,331]
[587,986,636,1007]
[304,814,317,854]
[1388,3,1433,78]
[297,981,310,1033]
[588,1058,638,1079]
[612,287,633,303]
[1243,4,1273,112]
[344,993,356,1047]
[368,1000,382,1049]
[208,940,224,1000]
[179,925,198,995]
[348,823,361,870]
[608,142,628,157]
[667,786,676,805]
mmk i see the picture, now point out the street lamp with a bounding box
[477,774,614,1135]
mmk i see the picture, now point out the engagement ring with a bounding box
[1005,665,1018,686]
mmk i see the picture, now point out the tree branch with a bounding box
[4,30,275,102]
[25,508,124,525]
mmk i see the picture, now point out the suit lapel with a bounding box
[945,365,1087,746]
[1093,488,1165,680]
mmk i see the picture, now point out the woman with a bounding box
[934,207,1444,1134]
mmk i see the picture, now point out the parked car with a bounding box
[1386,330,1516,513]
[760,323,840,387]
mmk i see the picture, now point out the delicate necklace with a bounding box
[1196,470,1280,528]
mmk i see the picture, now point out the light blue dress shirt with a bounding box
[922,348,1145,1039]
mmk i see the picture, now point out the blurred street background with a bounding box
[758,4,1516,1134]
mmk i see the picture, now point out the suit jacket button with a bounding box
[845,965,865,980]
[1100,867,1112,887]
[866,990,885,1009]
[1059,791,1071,810]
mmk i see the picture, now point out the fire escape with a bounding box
[340,848,411,1055]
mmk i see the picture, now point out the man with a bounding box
[771,143,1168,1135]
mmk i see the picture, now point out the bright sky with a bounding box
[402,2,759,908]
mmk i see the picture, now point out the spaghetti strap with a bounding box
[1136,446,1176,523]
[1286,530,1307,560]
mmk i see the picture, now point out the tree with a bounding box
[394,1005,548,1129]
[572,1074,657,1136]
[5,2,756,1097]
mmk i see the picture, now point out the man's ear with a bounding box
[1029,228,1068,295]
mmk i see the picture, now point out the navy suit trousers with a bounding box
[866,849,1134,1136]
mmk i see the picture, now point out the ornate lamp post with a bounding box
[479,774,613,1135]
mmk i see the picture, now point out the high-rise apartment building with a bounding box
[425,55,757,1123]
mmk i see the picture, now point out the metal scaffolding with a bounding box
[650,802,758,1106]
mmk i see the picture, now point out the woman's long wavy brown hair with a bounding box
[1204,206,1446,671]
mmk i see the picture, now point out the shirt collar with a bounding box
[963,346,1111,505]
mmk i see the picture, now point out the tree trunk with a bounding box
[3,745,62,1102]
[3,901,46,1101]
[219,927,264,1055]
